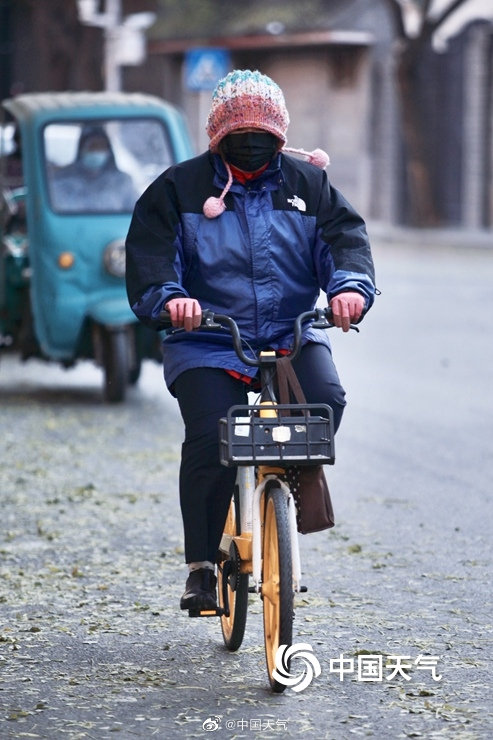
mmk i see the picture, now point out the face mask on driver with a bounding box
[221,131,279,172]
[81,150,110,171]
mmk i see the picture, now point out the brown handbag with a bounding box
[276,356,335,534]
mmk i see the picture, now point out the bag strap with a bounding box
[276,355,307,411]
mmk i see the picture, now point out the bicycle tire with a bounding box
[217,488,248,651]
[262,485,293,693]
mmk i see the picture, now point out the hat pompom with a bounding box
[203,196,226,219]
[308,148,330,169]
[283,146,330,169]
[203,159,233,218]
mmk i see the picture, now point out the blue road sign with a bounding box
[185,48,231,91]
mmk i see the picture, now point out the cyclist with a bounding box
[126,69,376,612]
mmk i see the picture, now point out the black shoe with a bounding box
[180,568,217,611]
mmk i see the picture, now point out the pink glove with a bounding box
[329,292,365,332]
[165,297,202,332]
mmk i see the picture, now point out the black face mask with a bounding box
[221,132,279,172]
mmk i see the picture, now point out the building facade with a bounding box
[4,0,493,229]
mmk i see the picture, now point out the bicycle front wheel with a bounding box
[262,485,293,693]
[217,490,249,651]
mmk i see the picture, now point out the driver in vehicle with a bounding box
[125,69,376,612]
[49,125,138,213]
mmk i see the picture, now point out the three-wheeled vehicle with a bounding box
[0,92,194,401]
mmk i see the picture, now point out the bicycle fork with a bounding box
[250,472,303,594]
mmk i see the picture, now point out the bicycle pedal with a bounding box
[188,607,224,618]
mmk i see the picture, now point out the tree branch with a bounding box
[427,0,469,33]
[422,0,433,20]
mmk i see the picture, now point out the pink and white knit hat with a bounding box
[203,69,330,218]
[206,69,290,151]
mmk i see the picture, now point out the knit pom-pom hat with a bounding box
[203,69,330,218]
[206,69,290,152]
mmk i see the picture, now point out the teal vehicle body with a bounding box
[0,92,194,400]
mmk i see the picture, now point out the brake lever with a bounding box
[311,308,360,332]
[311,319,359,332]
[201,309,224,329]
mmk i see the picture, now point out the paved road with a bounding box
[1,239,492,739]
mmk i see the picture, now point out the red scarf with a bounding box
[229,162,269,184]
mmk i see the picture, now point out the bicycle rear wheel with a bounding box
[217,488,249,651]
[262,484,293,692]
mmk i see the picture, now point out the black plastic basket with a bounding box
[219,403,335,467]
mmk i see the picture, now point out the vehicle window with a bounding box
[44,119,173,214]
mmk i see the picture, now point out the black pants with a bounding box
[173,343,346,563]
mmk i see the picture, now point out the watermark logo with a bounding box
[202,715,221,732]
[202,717,288,732]
[272,642,322,692]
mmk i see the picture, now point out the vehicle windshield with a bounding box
[44,118,173,214]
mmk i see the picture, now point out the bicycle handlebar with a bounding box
[158,306,359,367]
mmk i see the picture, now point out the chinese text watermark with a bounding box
[202,716,288,732]
[268,644,442,692]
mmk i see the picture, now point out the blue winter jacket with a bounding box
[125,151,375,390]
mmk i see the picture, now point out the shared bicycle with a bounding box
[162,307,347,691]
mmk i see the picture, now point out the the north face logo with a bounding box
[287,195,306,212]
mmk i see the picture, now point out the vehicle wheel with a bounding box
[128,326,145,385]
[262,485,293,693]
[128,355,141,385]
[102,327,128,403]
[217,489,249,651]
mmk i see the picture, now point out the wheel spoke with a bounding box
[261,574,279,605]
